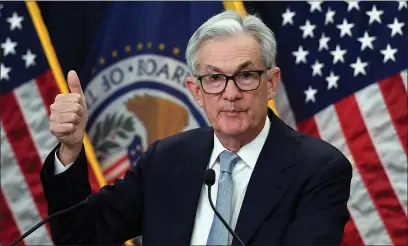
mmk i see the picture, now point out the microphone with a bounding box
[204,169,245,246]
[8,195,91,246]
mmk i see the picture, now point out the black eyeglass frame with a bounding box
[195,69,270,95]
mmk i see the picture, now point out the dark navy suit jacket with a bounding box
[40,109,352,245]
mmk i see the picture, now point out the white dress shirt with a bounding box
[54,153,73,174]
[190,117,270,245]
[54,117,270,245]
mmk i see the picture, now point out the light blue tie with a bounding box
[207,150,240,245]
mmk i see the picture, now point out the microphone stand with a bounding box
[205,169,245,246]
[8,197,89,246]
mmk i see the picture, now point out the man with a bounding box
[41,10,352,245]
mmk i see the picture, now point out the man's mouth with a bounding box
[221,109,245,116]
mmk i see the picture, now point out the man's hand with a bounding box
[49,70,88,165]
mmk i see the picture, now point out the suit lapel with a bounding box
[233,110,296,245]
[169,128,214,244]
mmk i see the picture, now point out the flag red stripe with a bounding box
[0,190,24,246]
[0,92,51,237]
[341,218,365,246]
[104,155,128,175]
[335,95,407,246]
[378,73,408,155]
[297,114,365,246]
[35,70,60,116]
[296,117,320,138]
[113,166,131,184]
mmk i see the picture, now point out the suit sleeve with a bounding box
[282,152,353,245]
[40,142,157,245]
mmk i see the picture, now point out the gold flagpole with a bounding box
[25,1,107,187]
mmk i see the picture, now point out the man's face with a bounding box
[186,33,280,138]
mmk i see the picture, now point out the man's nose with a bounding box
[222,79,241,100]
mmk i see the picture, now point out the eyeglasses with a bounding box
[196,69,269,95]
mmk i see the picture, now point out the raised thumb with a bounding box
[67,70,83,95]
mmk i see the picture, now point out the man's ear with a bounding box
[266,67,280,100]
[185,76,204,107]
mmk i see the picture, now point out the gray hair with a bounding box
[185,10,277,75]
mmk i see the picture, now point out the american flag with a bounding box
[272,1,407,245]
[0,2,104,245]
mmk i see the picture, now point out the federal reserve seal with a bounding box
[84,54,209,182]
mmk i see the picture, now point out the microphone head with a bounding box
[204,169,215,186]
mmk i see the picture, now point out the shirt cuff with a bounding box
[54,149,74,175]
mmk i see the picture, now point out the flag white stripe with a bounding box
[401,70,407,91]
[314,105,393,245]
[0,126,53,245]
[275,81,297,130]
[356,83,408,215]
[105,159,131,182]
[14,80,58,163]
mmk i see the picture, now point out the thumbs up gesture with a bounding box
[50,71,88,165]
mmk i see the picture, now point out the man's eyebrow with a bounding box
[205,65,223,73]
[236,61,255,71]
[203,61,256,74]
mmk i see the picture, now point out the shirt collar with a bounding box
[209,116,271,169]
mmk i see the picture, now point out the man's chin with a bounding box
[219,121,248,136]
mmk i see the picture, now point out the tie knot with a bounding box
[219,150,240,174]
